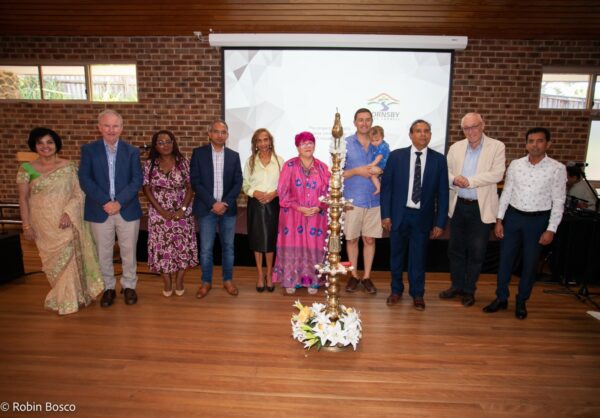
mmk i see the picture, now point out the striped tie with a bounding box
[411,152,422,204]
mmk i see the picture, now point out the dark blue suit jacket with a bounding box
[190,144,243,218]
[380,146,449,232]
[78,139,143,222]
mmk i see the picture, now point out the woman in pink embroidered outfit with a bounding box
[272,131,330,295]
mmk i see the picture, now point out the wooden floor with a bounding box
[1,236,600,418]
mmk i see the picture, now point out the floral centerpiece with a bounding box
[291,300,362,350]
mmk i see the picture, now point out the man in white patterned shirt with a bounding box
[483,127,566,319]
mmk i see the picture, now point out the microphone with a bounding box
[566,161,588,168]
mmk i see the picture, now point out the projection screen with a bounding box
[223,48,453,166]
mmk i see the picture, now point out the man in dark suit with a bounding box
[79,109,143,307]
[190,120,243,299]
[380,119,449,310]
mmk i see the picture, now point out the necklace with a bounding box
[300,157,314,176]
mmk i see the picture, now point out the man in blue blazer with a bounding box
[79,109,143,307]
[190,120,243,299]
[380,119,449,310]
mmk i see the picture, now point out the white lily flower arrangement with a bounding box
[291,300,362,351]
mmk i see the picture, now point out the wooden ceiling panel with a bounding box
[1,0,599,39]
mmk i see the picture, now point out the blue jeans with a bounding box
[448,200,492,294]
[496,207,550,302]
[198,213,236,284]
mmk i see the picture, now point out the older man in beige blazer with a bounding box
[440,113,506,306]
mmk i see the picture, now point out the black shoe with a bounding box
[482,298,508,313]
[256,274,266,293]
[122,288,138,305]
[100,289,116,308]
[515,299,528,320]
[266,286,275,293]
[439,287,463,299]
[461,293,475,307]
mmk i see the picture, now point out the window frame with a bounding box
[539,67,600,111]
[585,117,600,185]
[0,61,138,103]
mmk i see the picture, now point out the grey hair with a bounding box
[98,109,123,125]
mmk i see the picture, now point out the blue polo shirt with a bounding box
[343,134,380,208]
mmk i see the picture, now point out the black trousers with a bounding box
[447,199,492,294]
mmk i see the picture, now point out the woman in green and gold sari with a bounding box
[17,127,103,315]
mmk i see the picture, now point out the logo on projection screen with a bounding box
[368,93,401,120]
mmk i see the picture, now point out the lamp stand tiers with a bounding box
[316,111,354,322]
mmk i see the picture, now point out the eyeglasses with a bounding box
[462,124,482,132]
[299,141,315,148]
[211,129,228,136]
[157,139,173,146]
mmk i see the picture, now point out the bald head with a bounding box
[461,112,483,128]
[461,112,485,147]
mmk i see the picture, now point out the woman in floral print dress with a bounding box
[143,130,198,297]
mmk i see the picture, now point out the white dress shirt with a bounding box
[497,154,566,232]
[406,145,428,209]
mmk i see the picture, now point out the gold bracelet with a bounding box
[22,224,31,230]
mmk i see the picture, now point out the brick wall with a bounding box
[451,38,600,161]
[1,36,599,204]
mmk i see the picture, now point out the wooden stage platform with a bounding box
[0,236,599,417]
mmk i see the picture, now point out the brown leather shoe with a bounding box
[223,280,239,296]
[413,297,425,311]
[362,278,377,294]
[345,276,360,292]
[438,287,463,299]
[386,293,401,305]
[196,282,212,299]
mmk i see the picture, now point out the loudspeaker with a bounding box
[0,232,25,283]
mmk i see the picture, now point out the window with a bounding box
[0,66,40,99]
[42,66,86,100]
[586,120,600,181]
[90,64,138,102]
[540,73,590,109]
[539,70,600,110]
[0,63,137,102]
